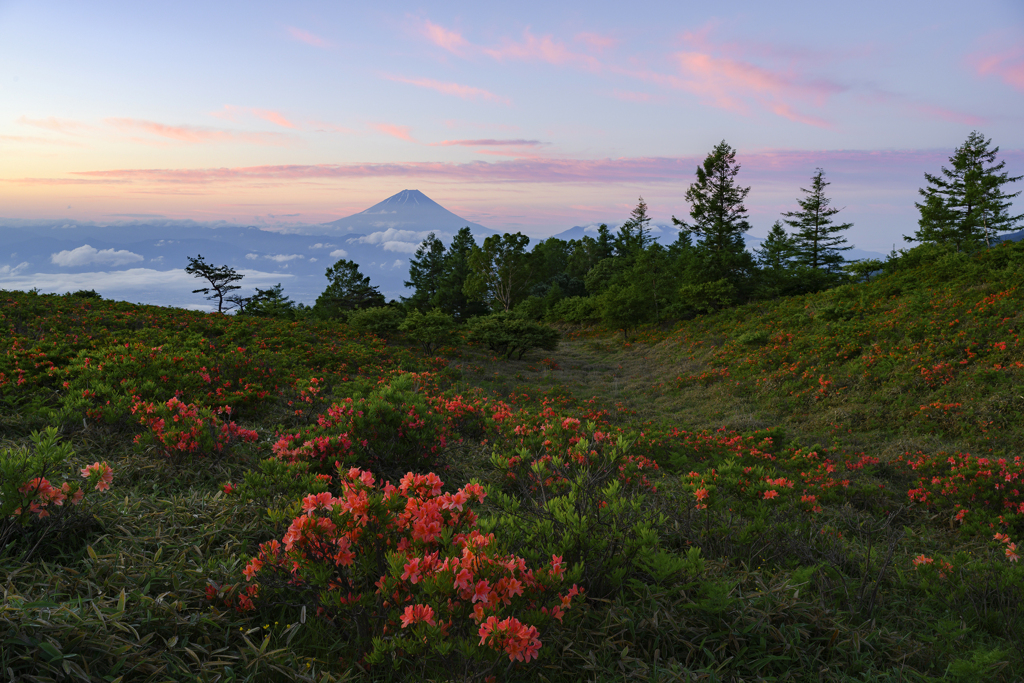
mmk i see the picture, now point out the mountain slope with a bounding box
[322,189,494,239]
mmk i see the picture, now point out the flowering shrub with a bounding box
[270,374,500,478]
[131,397,258,461]
[896,450,1024,533]
[1,427,113,554]
[237,467,581,676]
[484,431,680,599]
[491,413,658,492]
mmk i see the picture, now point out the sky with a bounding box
[2,0,1023,253]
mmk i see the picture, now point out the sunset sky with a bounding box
[2,0,1023,252]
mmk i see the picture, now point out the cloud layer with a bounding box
[51,245,145,267]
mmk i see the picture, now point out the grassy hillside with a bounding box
[2,241,1023,682]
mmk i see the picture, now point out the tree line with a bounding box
[186,132,1021,343]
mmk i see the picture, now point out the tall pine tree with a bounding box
[672,141,756,295]
[782,168,852,273]
[909,131,1023,250]
[614,197,654,257]
[404,232,446,311]
[314,259,385,318]
[435,227,488,320]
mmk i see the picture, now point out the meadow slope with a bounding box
[2,241,1024,682]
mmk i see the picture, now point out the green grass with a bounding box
[3,242,1024,682]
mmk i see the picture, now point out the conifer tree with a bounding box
[614,197,654,257]
[435,227,488,320]
[754,221,797,269]
[672,141,756,295]
[404,232,446,311]
[753,221,801,297]
[782,168,852,273]
[185,255,243,313]
[908,131,1023,250]
[595,224,615,261]
[314,259,385,318]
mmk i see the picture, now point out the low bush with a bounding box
[347,306,405,339]
[398,308,457,353]
[468,313,559,360]
[1,427,112,558]
[237,467,582,678]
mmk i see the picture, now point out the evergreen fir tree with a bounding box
[435,227,488,320]
[314,259,385,318]
[596,224,614,260]
[614,197,654,257]
[632,243,673,321]
[672,141,756,295]
[753,221,801,297]
[403,232,446,311]
[909,131,1023,250]
[754,221,798,270]
[782,168,852,272]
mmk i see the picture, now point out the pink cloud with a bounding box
[417,19,600,71]
[64,158,696,185]
[372,123,416,142]
[971,47,1024,91]
[482,29,600,70]
[575,32,618,52]
[211,105,296,129]
[287,26,332,49]
[767,102,831,128]
[383,75,509,104]
[670,51,841,126]
[433,139,544,146]
[906,102,985,127]
[251,109,295,128]
[421,20,468,54]
[105,118,290,145]
[58,148,1024,189]
[17,116,93,134]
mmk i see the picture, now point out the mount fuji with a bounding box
[0,191,496,308]
[322,189,492,236]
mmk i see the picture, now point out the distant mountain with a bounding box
[0,191,497,308]
[322,189,494,239]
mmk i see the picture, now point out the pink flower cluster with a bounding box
[239,467,582,665]
[13,461,112,519]
[478,615,541,662]
[994,533,1020,562]
[132,397,258,458]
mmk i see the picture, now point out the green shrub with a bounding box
[398,308,457,353]
[512,295,547,321]
[677,278,736,313]
[468,312,560,360]
[547,295,600,324]
[346,305,404,338]
[484,431,670,599]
